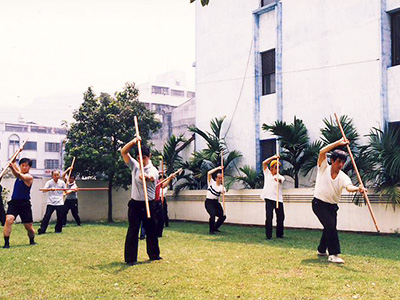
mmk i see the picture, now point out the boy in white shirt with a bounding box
[261,155,285,239]
[312,138,366,264]
[205,166,226,234]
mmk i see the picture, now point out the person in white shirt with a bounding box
[121,137,160,265]
[312,138,367,264]
[261,155,285,239]
[205,166,226,234]
[38,170,66,234]
[61,168,81,226]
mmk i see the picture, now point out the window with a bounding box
[261,49,276,95]
[8,135,20,159]
[44,159,59,169]
[187,91,196,98]
[151,86,169,95]
[30,126,47,133]
[30,159,37,169]
[260,138,277,163]
[25,141,37,150]
[5,124,28,132]
[261,0,276,7]
[45,142,60,152]
[171,89,185,97]
[391,11,400,66]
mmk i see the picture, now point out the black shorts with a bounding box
[6,200,33,224]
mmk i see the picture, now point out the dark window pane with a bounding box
[392,11,400,66]
[261,49,276,95]
[260,139,277,163]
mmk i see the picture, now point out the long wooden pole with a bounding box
[156,168,183,187]
[276,140,280,209]
[221,151,226,215]
[161,157,165,204]
[0,139,29,180]
[66,157,76,183]
[334,113,380,232]
[134,116,151,218]
[40,188,109,192]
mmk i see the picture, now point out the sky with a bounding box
[0,0,195,127]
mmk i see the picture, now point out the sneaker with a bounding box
[2,245,10,249]
[150,256,162,261]
[328,255,345,264]
[317,251,328,257]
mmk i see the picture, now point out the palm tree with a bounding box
[262,116,318,188]
[235,165,264,189]
[174,117,242,194]
[363,126,400,208]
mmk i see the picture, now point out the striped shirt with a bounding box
[206,179,225,200]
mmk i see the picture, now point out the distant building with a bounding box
[0,121,66,178]
[138,70,196,156]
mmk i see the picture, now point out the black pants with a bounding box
[205,199,226,233]
[312,198,341,255]
[265,198,285,238]
[38,205,64,234]
[155,201,164,237]
[62,199,81,226]
[0,186,5,226]
[163,198,169,227]
[124,200,160,263]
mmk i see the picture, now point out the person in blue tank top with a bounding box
[3,158,36,248]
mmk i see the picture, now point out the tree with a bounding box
[363,126,400,208]
[190,0,210,6]
[64,83,161,222]
[235,165,264,189]
[174,117,242,194]
[262,116,319,188]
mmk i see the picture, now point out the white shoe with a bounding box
[328,255,345,264]
[317,251,328,256]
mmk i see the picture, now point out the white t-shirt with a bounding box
[206,178,225,200]
[260,167,285,202]
[314,159,352,204]
[127,156,158,201]
[44,179,66,206]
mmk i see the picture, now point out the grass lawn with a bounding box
[0,221,399,300]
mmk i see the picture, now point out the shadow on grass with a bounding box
[165,221,400,262]
[93,260,152,274]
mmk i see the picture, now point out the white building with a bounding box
[138,70,196,153]
[195,0,400,179]
[0,121,66,178]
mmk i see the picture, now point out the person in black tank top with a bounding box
[0,185,6,226]
[3,158,36,248]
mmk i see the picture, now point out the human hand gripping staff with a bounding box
[0,139,29,180]
[334,113,379,233]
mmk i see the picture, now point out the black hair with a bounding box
[135,145,151,158]
[331,149,347,162]
[51,169,60,175]
[212,170,222,180]
[19,158,32,167]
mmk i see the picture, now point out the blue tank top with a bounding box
[11,178,31,201]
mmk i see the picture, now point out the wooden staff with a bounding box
[156,168,183,187]
[134,116,151,218]
[161,156,165,204]
[276,140,280,209]
[40,188,109,192]
[66,157,76,182]
[334,113,380,233]
[0,139,29,180]
[221,151,226,215]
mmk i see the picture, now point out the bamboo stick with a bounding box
[40,188,109,191]
[221,151,226,215]
[156,168,183,187]
[0,139,29,180]
[134,116,151,218]
[334,113,380,233]
[276,140,280,209]
[66,157,76,182]
[161,157,164,204]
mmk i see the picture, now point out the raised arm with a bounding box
[207,166,223,183]
[262,154,280,171]
[62,167,72,181]
[9,162,33,187]
[120,136,141,164]
[318,138,349,167]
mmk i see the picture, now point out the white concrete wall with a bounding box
[195,0,259,167]
[168,189,400,234]
[386,0,400,12]
[388,65,400,121]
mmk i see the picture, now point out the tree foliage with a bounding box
[174,117,242,194]
[64,83,161,222]
[190,0,210,6]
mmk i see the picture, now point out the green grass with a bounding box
[0,221,399,300]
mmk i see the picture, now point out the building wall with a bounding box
[195,0,400,174]
[0,122,66,178]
